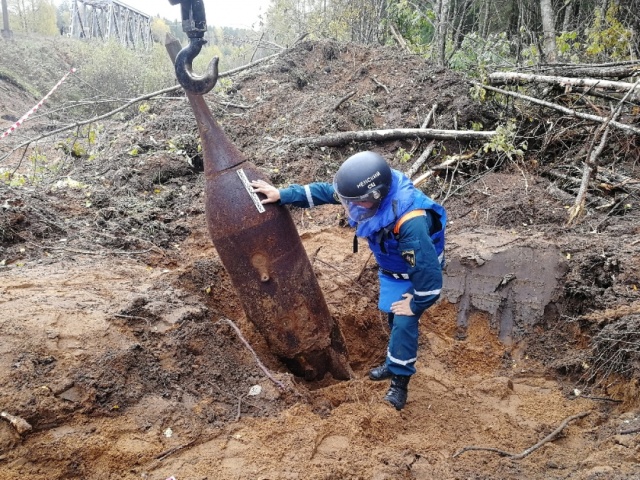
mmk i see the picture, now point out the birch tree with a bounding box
[435,0,451,66]
[539,0,557,62]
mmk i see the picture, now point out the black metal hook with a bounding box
[170,0,219,95]
[175,38,219,95]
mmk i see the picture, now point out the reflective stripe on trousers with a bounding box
[385,312,420,376]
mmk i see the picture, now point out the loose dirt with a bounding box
[1,39,640,479]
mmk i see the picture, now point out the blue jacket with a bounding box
[279,170,446,314]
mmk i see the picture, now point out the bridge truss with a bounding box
[69,0,153,50]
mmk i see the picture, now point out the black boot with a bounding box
[368,363,392,381]
[384,375,410,410]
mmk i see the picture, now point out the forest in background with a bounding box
[1,0,638,70]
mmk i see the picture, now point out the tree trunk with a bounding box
[561,0,575,32]
[450,0,472,52]
[1,0,11,38]
[600,0,609,20]
[481,0,490,39]
[436,0,450,67]
[539,0,557,63]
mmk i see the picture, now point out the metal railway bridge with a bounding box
[69,0,153,50]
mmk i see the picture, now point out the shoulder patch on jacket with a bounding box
[401,249,416,267]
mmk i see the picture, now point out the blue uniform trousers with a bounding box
[385,312,420,376]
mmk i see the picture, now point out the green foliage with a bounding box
[449,32,512,74]
[482,121,527,160]
[192,44,224,74]
[74,41,175,100]
[394,148,412,163]
[150,17,170,44]
[8,0,57,35]
[129,146,140,156]
[585,3,632,60]
[263,0,386,45]
[0,170,28,187]
[55,125,99,158]
[387,0,436,51]
[556,31,582,61]
[469,85,487,102]
[56,0,71,32]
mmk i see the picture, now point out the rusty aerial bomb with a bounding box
[166,36,353,381]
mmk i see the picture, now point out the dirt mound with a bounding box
[1,39,640,479]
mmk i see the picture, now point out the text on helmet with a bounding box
[356,171,381,189]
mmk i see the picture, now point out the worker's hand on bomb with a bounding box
[250,179,281,204]
[391,293,415,316]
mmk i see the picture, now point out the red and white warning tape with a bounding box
[1,67,77,140]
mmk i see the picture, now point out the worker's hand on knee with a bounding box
[391,293,414,316]
[251,179,281,204]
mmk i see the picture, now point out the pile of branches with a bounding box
[478,62,640,223]
[588,314,640,382]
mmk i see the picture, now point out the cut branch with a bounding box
[371,77,390,93]
[1,411,32,434]
[332,91,356,111]
[214,317,287,391]
[290,128,496,148]
[413,152,475,187]
[421,103,438,129]
[405,140,436,179]
[489,72,639,93]
[389,22,411,53]
[567,80,639,224]
[453,411,590,460]
[620,427,640,435]
[470,81,640,136]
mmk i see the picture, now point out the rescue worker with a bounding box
[250,151,446,410]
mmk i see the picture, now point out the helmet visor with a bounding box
[334,182,384,222]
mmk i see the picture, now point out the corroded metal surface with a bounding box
[166,37,353,381]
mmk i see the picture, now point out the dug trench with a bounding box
[1,182,639,479]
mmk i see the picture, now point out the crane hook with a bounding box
[175,38,219,95]
[170,0,218,95]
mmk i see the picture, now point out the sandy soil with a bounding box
[1,39,640,479]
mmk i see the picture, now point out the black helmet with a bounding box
[333,151,392,222]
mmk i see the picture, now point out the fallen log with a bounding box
[470,81,640,136]
[289,127,496,148]
[532,61,640,79]
[489,72,639,93]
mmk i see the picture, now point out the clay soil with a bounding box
[1,39,640,479]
